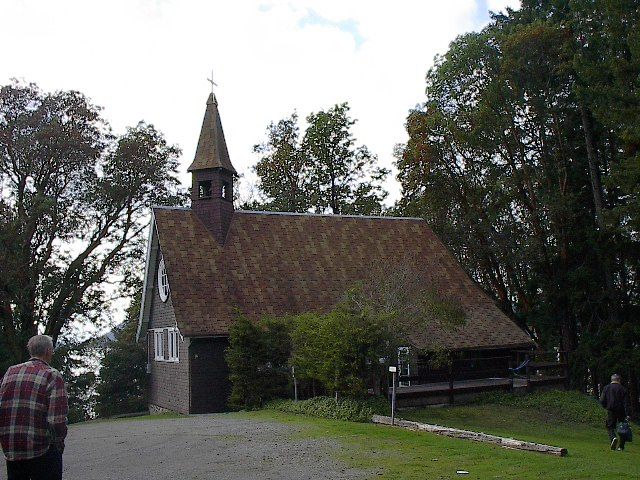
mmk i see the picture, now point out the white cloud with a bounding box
[487,0,520,12]
[0,0,508,204]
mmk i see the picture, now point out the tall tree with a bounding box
[252,113,310,213]
[303,103,389,215]
[0,81,184,367]
[95,294,148,418]
[250,103,389,215]
[395,0,640,402]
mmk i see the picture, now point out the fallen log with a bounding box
[371,415,567,457]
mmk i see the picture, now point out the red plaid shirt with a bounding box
[0,358,68,461]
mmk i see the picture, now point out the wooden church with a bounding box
[136,94,534,414]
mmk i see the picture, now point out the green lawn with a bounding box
[239,401,640,479]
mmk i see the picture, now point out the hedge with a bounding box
[265,396,391,423]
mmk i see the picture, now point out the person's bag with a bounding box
[617,421,633,443]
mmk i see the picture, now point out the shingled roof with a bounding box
[152,208,533,351]
[187,94,236,174]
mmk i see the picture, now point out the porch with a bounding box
[390,350,569,407]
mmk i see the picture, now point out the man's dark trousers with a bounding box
[607,409,627,449]
[6,446,62,480]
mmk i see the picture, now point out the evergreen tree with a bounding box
[302,103,389,215]
[250,103,389,215]
[395,0,640,409]
[95,297,148,418]
[252,113,310,213]
[225,316,291,409]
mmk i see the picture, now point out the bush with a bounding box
[475,390,604,427]
[226,316,292,409]
[265,396,390,423]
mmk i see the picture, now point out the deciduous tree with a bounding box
[0,81,184,367]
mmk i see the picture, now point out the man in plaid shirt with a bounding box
[0,335,68,480]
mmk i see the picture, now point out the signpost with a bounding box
[292,366,298,401]
[389,366,397,425]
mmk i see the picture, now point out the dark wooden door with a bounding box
[189,337,231,413]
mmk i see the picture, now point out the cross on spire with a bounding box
[207,70,218,96]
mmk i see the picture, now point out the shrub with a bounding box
[266,396,391,423]
[226,316,292,409]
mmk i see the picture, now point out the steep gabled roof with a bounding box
[150,208,533,351]
[187,94,237,174]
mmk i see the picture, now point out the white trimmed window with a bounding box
[167,328,179,362]
[158,258,170,302]
[153,330,165,361]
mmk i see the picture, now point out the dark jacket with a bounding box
[600,382,629,415]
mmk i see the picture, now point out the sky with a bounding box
[0,0,520,205]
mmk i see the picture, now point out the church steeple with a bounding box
[189,94,236,244]
[188,93,237,174]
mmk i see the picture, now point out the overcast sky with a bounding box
[1,0,519,205]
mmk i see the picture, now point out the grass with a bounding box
[236,391,640,479]
[472,390,605,427]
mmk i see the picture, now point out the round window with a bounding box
[158,258,170,302]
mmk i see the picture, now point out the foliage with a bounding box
[395,0,640,406]
[227,261,465,405]
[0,80,185,366]
[289,281,464,399]
[51,337,100,424]
[95,295,148,418]
[288,308,388,398]
[265,396,389,423]
[251,113,310,212]
[250,103,389,215]
[225,315,292,409]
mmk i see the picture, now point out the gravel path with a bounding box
[1,414,368,480]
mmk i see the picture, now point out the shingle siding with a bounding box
[147,249,190,415]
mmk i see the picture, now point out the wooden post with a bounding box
[526,353,532,392]
[448,362,454,405]
[389,366,397,426]
[292,366,298,401]
[391,371,397,426]
[563,351,570,390]
[509,359,514,391]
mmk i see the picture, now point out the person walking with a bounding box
[0,335,68,479]
[600,373,630,451]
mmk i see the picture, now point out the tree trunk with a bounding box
[330,175,338,214]
[560,295,577,355]
[580,102,606,229]
[372,365,382,396]
[0,304,23,364]
[579,101,620,325]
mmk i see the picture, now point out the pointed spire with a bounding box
[187,93,237,174]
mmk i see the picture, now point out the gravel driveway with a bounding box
[1,414,367,480]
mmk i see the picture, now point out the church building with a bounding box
[136,94,534,415]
